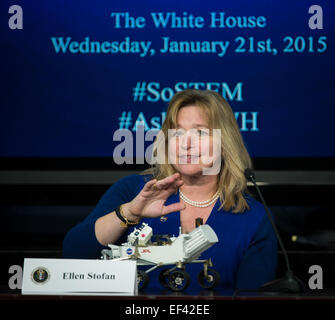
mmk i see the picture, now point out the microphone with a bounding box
[244,168,306,293]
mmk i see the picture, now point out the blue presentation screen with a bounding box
[1,0,334,159]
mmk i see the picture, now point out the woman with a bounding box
[63,89,277,293]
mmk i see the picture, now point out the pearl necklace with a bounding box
[179,189,220,208]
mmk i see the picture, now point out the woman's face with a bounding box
[168,105,221,176]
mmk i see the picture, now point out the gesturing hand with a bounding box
[124,173,185,221]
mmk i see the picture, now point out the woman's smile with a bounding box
[179,154,200,164]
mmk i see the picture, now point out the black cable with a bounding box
[251,180,291,272]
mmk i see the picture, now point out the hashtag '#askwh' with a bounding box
[118,111,132,129]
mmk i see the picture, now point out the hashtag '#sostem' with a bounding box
[133,82,147,102]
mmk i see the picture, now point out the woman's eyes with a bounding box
[197,129,209,136]
[173,130,184,137]
[173,129,209,136]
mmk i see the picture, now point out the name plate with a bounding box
[22,258,137,296]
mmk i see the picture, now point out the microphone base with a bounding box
[259,271,307,294]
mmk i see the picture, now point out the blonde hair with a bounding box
[143,89,253,213]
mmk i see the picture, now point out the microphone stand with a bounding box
[244,169,306,294]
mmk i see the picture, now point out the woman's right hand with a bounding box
[122,173,185,222]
